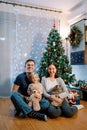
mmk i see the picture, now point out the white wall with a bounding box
[72,65,87,82]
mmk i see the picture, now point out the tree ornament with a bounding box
[69,26,83,48]
[64,68,66,72]
[59,42,62,46]
[48,54,51,57]
[54,49,56,52]
[43,62,46,64]
[55,55,58,58]
[64,80,66,82]
[53,42,55,46]
[48,47,51,50]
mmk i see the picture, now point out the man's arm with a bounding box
[11,84,19,92]
[11,84,30,101]
[11,84,25,98]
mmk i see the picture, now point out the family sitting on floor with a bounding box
[10,59,84,121]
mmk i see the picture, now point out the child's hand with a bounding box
[24,96,30,102]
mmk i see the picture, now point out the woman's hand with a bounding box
[50,95,63,104]
[55,97,63,104]
[50,95,56,100]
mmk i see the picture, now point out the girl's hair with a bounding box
[46,62,59,78]
[27,73,40,82]
[25,59,35,65]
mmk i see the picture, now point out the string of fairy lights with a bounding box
[0,1,61,82]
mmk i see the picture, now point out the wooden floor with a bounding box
[0,98,87,130]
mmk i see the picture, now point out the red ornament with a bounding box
[48,47,51,50]
[64,68,66,72]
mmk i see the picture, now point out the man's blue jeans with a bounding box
[10,92,50,116]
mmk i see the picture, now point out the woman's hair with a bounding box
[25,59,35,65]
[46,62,59,78]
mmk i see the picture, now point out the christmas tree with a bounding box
[38,22,76,84]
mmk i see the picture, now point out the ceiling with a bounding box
[7,0,86,13]
[1,0,87,22]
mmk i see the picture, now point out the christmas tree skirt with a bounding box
[73,104,84,110]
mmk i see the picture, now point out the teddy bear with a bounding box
[27,83,43,111]
[50,85,68,107]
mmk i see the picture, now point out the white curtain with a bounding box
[0,3,60,97]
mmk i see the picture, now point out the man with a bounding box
[10,59,49,121]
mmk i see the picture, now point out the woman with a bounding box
[41,62,78,118]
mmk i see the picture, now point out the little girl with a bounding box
[27,73,43,97]
[27,73,47,121]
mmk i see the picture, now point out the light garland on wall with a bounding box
[0,0,61,82]
[10,5,60,81]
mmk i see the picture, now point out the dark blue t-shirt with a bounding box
[14,72,30,96]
